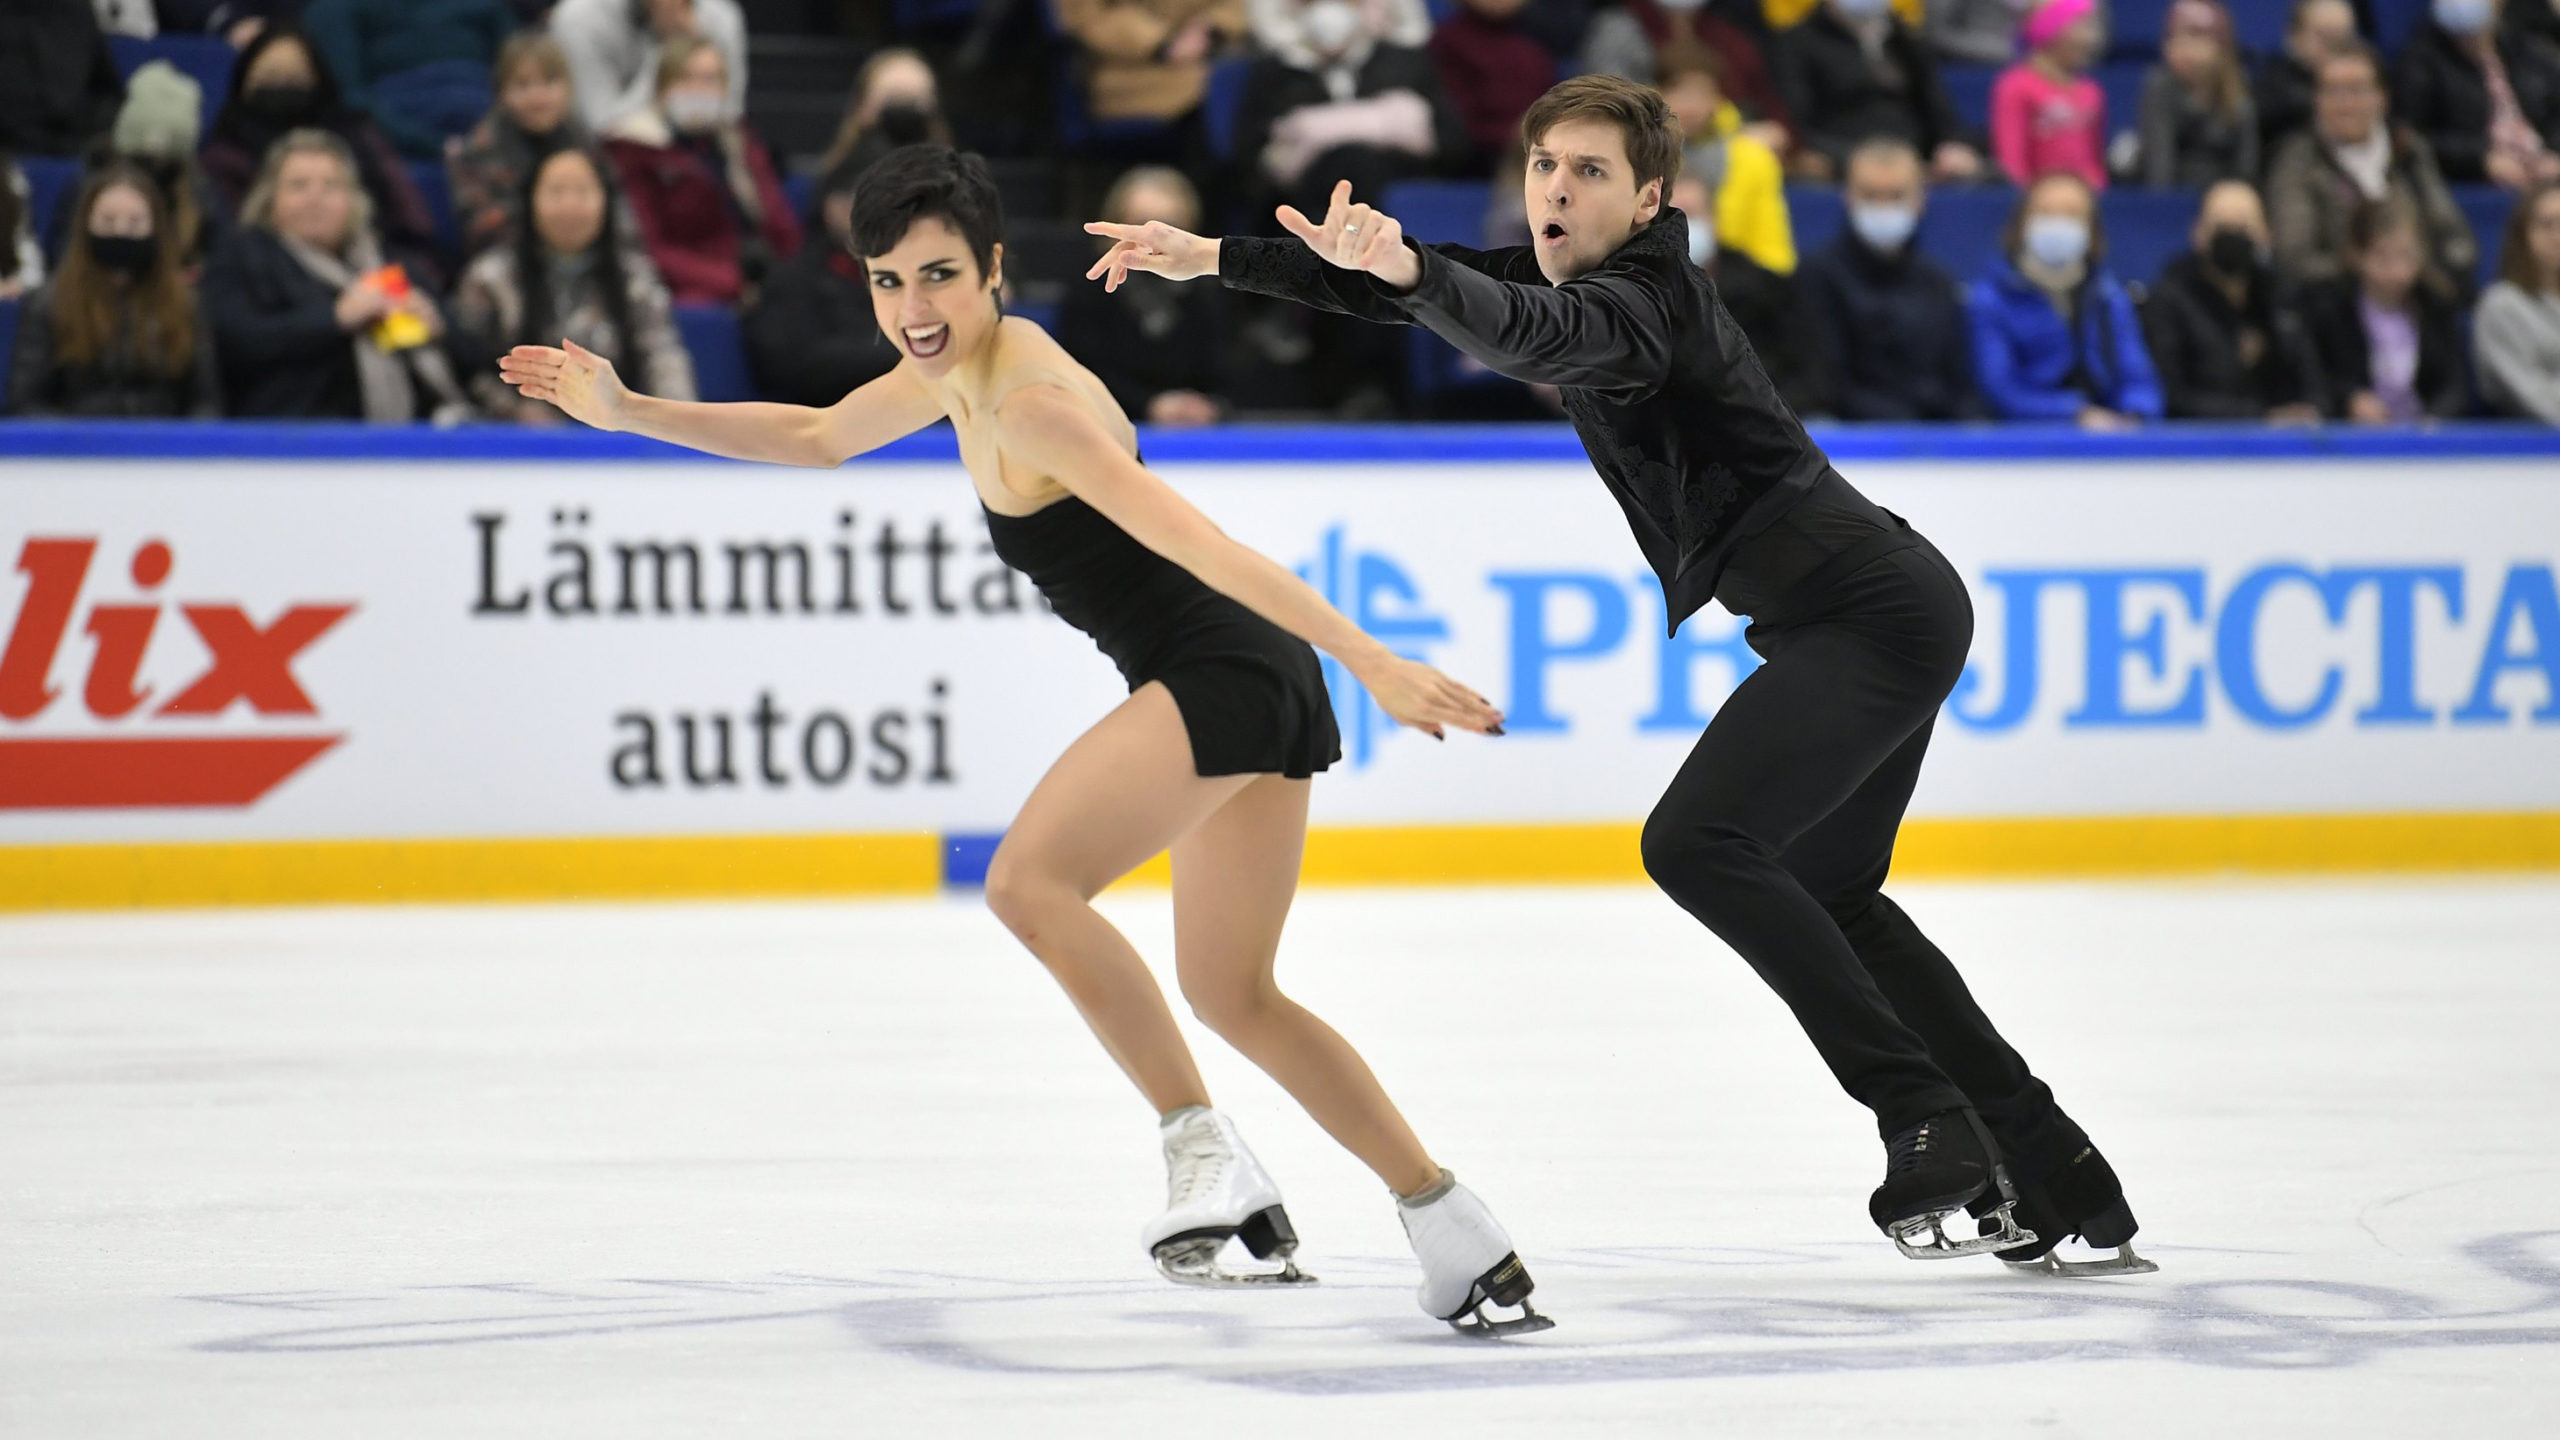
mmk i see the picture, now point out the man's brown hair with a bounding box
[1519,74,1681,199]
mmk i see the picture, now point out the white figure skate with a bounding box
[1140,1107,1314,1287]
[1397,1171,1553,1337]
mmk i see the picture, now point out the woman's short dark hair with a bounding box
[848,143,1004,277]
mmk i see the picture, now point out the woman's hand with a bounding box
[1275,179,1421,291]
[498,338,631,431]
[1082,219,1220,292]
[334,282,394,331]
[1352,653,1505,740]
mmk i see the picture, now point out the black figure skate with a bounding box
[1869,1108,2037,1260]
[1973,1144,2157,1277]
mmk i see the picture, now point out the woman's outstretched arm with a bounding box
[498,340,945,467]
[993,384,1504,740]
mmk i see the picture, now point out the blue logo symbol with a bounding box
[1297,526,1450,768]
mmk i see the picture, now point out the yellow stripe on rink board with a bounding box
[4,813,2558,913]
[0,832,943,912]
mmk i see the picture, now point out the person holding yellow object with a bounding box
[1660,47,1796,273]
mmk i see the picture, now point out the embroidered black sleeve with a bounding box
[1216,237,1420,325]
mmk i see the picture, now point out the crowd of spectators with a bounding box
[2,0,2559,428]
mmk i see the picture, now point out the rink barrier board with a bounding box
[5,812,2558,911]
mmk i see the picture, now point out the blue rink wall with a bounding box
[3,422,2558,909]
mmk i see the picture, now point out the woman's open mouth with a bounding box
[904,323,951,359]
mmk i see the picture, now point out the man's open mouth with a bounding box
[904,324,950,358]
[1538,220,1569,245]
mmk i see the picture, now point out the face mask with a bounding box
[244,83,317,122]
[2206,227,2258,275]
[2433,0,2494,36]
[1656,0,1708,12]
[1833,0,1893,20]
[2024,214,2091,268]
[88,232,156,275]
[664,90,726,134]
[1301,1,1362,56]
[1687,215,1716,266]
[1849,200,1920,251]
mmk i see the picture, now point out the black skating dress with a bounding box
[983,493,1342,779]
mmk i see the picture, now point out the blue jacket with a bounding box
[1967,258,2165,420]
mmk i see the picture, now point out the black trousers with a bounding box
[1640,518,2088,1174]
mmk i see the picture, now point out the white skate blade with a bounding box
[1151,1237,1317,1289]
[2002,1243,2159,1278]
[1890,1203,2039,1261]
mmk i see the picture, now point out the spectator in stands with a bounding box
[1236,0,1467,217]
[551,0,748,134]
[1661,47,1794,271]
[6,161,219,416]
[2390,0,2560,191]
[1581,2,1794,153]
[2266,45,2477,287]
[744,158,893,407]
[2258,0,2360,152]
[0,0,124,157]
[1432,0,1567,169]
[1251,0,1427,65]
[201,26,448,286]
[1765,0,1916,28]
[94,0,157,37]
[1669,170,1828,413]
[1799,136,1979,419]
[815,47,954,186]
[454,146,692,422]
[2471,179,2560,419]
[2299,194,2469,421]
[1925,0,2030,67]
[449,33,594,258]
[2138,0,2259,189]
[0,159,40,298]
[603,35,800,306]
[1774,0,1982,182]
[301,0,518,161]
[1060,166,1232,426]
[1991,0,2107,190]
[1056,0,1248,134]
[1968,171,2163,426]
[2141,180,2322,421]
[98,61,224,275]
[204,128,476,421]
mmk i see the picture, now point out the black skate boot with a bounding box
[1973,1144,2156,1277]
[1868,1108,2036,1260]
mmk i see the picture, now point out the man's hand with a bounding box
[1275,179,1421,291]
[1082,219,1220,291]
[1147,389,1222,427]
[498,339,632,432]
[1932,142,1984,181]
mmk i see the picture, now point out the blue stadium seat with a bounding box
[1940,61,1998,137]
[1790,183,1845,256]
[2108,0,2174,59]
[1380,179,1490,246]
[783,170,815,223]
[2094,59,2150,143]
[1913,185,2018,286]
[2367,0,2432,56]
[1043,1,1185,157]
[1201,55,1255,163]
[22,157,80,260]
[408,161,460,264]
[894,0,980,31]
[107,33,235,136]
[0,298,18,404]
[2454,184,2513,290]
[2102,186,2200,289]
[1010,297,1060,335]
[674,304,757,402]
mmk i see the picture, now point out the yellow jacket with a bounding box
[1764,0,1923,28]
[1690,111,1795,274]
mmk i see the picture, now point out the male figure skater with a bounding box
[1087,75,2151,1273]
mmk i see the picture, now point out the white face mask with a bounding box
[664,90,726,133]
[2433,0,2495,35]
[2024,214,2091,269]
[1301,0,1362,56]
[1687,215,1717,266]
[1833,0,1893,20]
[1849,200,1920,251]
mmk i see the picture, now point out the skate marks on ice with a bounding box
[182,1233,2560,1393]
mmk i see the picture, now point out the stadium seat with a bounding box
[1201,55,1255,163]
[1940,62,1997,137]
[673,304,757,403]
[106,33,234,136]
[2366,0,2432,56]
[1380,179,1491,247]
[783,171,815,225]
[408,162,460,265]
[2102,187,2200,290]
[0,297,17,403]
[1043,1,1187,157]
[893,0,980,33]
[2094,59,2149,145]
[22,157,80,261]
[2454,185,2513,291]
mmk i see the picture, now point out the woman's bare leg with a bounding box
[1171,774,1440,1198]
[984,682,1254,1114]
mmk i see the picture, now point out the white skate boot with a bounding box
[1140,1107,1314,1288]
[1397,1171,1553,1337]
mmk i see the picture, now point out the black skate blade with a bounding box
[1449,1299,1555,1339]
[2003,1243,2158,1278]
[1152,1236,1317,1289]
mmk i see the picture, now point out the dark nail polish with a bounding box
[1489,725,1505,737]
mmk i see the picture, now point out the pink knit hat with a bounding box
[2020,0,2095,51]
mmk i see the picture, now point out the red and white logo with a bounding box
[0,537,354,810]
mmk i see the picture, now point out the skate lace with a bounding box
[1885,1120,1936,1177]
[1165,1124,1232,1207]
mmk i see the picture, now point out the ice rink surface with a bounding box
[5,879,2558,1437]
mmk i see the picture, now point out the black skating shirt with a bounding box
[1220,207,1836,634]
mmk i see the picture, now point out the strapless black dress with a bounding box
[983,495,1341,779]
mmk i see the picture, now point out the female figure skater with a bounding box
[498,143,1549,1335]
[1087,75,2153,1276]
